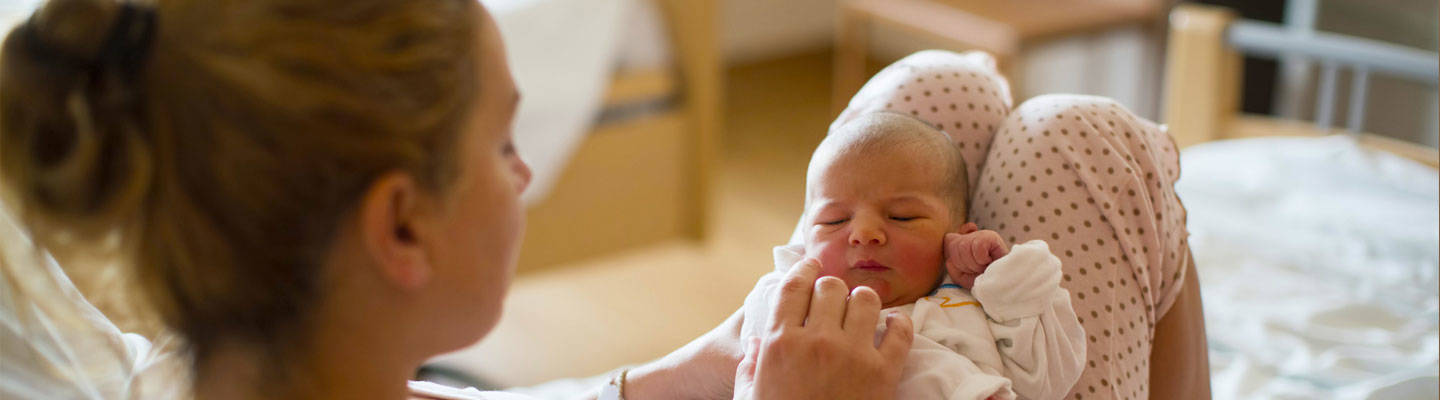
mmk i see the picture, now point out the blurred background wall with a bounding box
[719,0,1438,145]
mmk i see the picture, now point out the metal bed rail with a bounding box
[1225,19,1439,134]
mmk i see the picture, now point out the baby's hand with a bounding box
[944,222,1010,289]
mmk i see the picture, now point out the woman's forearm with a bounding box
[1149,249,1212,399]
[622,308,744,400]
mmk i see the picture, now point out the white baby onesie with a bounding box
[739,240,1086,400]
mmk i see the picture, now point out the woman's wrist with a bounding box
[623,311,744,399]
[622,357,680,399]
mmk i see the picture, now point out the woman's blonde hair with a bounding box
[1,0,480,365]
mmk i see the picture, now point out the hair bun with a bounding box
[1,0,154,244]
[30,0,123,63]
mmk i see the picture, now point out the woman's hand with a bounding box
[732,258,914,400]
[945,222,1010,288]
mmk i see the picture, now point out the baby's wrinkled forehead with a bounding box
[806,112,969,217]
[808,113,955,182]
[806,143,950,198]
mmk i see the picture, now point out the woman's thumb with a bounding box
[735,337,760,386]
[877,312,914,366]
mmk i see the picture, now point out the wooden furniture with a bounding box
[833,0,1163,113]
[1163,4,1438,168]
[516,0,722,273]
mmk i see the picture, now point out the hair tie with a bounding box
[21,2,156,74]
[96,3,157,76]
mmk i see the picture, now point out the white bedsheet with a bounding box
[1176,135,1439,399]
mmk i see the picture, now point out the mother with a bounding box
[0,0,913,398]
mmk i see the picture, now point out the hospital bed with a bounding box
[1164,5,1438,399]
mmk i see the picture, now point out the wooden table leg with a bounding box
[833,3,870,117]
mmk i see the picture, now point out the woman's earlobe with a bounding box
[359,172,434,290]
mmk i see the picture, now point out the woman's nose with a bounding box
[848,220,886,247]
[513,156,533,193]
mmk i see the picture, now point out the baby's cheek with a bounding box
[806,237,850,278]
[892,237,945,282]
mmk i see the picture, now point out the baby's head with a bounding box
[803,112,969,308]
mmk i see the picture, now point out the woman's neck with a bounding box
[194,325,420,400]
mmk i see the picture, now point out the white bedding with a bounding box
[1176,135,1439,399]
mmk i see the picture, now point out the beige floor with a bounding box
[430,52,840,387]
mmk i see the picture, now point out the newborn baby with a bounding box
[740,112,1086,400]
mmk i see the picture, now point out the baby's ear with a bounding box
[957,222,979,235]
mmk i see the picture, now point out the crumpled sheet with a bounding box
[1176,135,1439,399]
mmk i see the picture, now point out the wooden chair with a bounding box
[833,0,1164,113]
[1163,4,1438,168]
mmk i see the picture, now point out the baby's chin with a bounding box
[838,276,922,309]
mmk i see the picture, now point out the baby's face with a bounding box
[804,146,954,308]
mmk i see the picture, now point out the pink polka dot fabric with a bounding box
[833,51,1190,399]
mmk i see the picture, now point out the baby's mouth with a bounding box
[852,259,890,272]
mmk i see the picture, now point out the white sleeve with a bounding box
[971,240,1086,400]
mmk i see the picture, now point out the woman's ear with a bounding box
[358,172,433,290]
[957,222,979,235]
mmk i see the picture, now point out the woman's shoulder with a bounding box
[408,381,539,400]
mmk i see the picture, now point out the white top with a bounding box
[740,240,1087,400]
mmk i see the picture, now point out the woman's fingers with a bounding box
[806,276,849,328]
[736,337,759,381]
[730,337,760,400]
[740,295,914,399]
[876,312,914,368]
[770,258,821,331]
[843,286,883,340]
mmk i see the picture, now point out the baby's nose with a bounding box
[849,227,885,246]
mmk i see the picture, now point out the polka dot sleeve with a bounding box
[971,95,1190,399]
